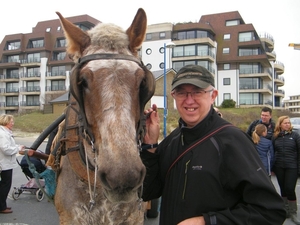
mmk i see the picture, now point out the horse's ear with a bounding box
[126,8,147,55]
[56,12,91,62]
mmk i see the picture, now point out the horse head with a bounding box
[56,8,155,203]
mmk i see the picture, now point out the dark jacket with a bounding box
[141,108,286,225]
[255,137,274,175]
[246,119,275,140]
[273,131,300,173]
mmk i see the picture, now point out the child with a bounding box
[252,124,274,177]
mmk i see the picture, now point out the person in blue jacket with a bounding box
[252,124,274,177]
[141,64,286,225]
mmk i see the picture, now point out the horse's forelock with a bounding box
[88,23,129,51]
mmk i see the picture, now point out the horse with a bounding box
[46,8,155,225]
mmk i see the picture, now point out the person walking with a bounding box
[141,64,286,225]
[0,114,25,213]
[273,115,300,224]
[246,106,275,140]
[252,124,274,177]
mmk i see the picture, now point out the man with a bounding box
[141,65,286,225]
[246,107,275,140]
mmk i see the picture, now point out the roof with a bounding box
[49,92,69,103]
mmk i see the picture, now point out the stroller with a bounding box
[12,154,46,201]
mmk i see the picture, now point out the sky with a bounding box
[1,0,299,99]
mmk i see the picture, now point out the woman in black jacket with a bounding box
[273,115,300,224]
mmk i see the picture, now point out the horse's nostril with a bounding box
[99,166,146,191]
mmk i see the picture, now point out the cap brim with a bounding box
[172,78,210,90]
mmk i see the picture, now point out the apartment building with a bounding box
[283,95,300,113]
[0,14,100,114]
[141,11,285,109]
[0,11,286,114]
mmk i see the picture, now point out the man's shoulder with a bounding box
[250,119,260,126]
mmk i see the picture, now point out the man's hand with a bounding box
[177,216,205,225]
[143,104,160,153]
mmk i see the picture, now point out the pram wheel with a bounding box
[36,189,44,201]
[12,188,22,200]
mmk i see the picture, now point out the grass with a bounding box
[12,108,298,139]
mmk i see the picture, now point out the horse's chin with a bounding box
[103,189,138,203]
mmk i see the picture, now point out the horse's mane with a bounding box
[88,23,129,52]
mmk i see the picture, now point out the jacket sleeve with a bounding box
[0,133,19,155]
[246,121,255,137]
[270,140,275,168]
[294,132,300,174]
[203,130,286,225]
[140,149,162,201]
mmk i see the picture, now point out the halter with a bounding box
[67,53,150,210]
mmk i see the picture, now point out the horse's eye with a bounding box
[78,78,88,89]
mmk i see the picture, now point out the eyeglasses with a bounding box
[172,88,214,100]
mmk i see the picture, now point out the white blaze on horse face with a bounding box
[86,59,141,153]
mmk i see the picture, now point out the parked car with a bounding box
[291,117,300,135]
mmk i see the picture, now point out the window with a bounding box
[184,45,195,56]
[52,52,66,60]
[7,55,19,63]
[226,20,240,26]
[159,62,165,69]
[27,67,40,77]
[51,80,65,91]
[224,64,230,70]
[46,28,51,32]
[146,63,152,70]
[28,39,44,48]
[223,93,231,100]
[186,31,195,39]
[7,69,19,79]
[223,48,230,54]
[57,26,61,31]
[26,95,40,106]
[6,41,21,50]
[56,38,66,47]
[159,47,165,54]
[146,33,152,40]
[27,81,40,92]
[51,66,66,76]
[27,53,40,63]
[159,32,166,38]
[239,32,255,42]
[197,45,208,56]
[146,48,152,55]
[6,96,19,106]
[239,63,260,74]
[239,48,259,56]
[224,34,230,40]
[223,78,230,85]
[6,83,19,93]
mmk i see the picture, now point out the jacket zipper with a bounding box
[182,160,190,200]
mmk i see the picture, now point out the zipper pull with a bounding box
[181,134,184,146]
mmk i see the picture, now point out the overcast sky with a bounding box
[1,0,299,98]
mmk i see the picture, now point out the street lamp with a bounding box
[289,43,300,50]
[163,42,176,138]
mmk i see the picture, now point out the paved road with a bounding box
[0,136,299,225]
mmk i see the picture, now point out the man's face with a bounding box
[172,84,217,128]
[261,111,271,124]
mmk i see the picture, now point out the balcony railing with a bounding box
[20,101,40,106]
[45,86,66,91]
[20,86,41,92]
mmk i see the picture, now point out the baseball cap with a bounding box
[171,65,215,90]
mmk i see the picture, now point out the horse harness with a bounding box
[51,53,154,211]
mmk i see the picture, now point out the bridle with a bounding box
[65,53,150,210]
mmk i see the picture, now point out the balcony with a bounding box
[239,69,272,81]
[274,61,285,75]
[0,101,19,110]
[46,72,66,80]
[0,88,19,96]
[45,85,66,92]
[20,72,41,81]
[19,86,41,95]
[0,74,20,82]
